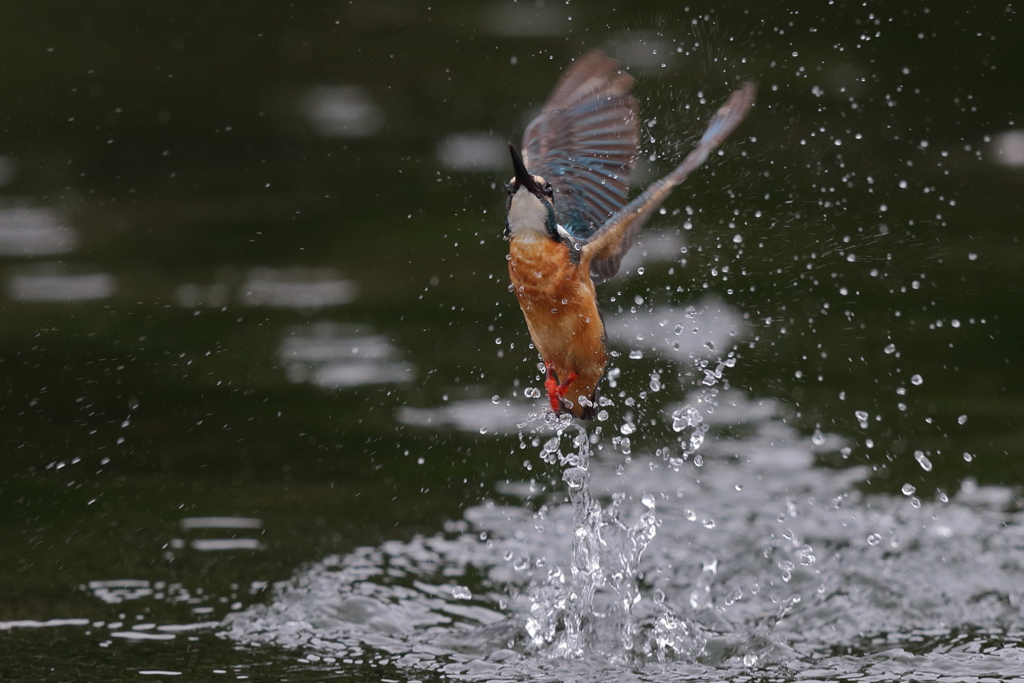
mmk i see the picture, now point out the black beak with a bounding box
[509,143,541,196]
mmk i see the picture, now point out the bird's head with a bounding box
[505,143,556,240]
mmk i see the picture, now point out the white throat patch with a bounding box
[507,189,550,237]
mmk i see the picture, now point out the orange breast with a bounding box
[508,235,607,416]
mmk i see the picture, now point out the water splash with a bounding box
[221,391,1024,680]
[523,422,660,660]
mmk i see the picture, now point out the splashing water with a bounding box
[222,341,1024,681]
[222,388,1024,679]
[522,423,661,661]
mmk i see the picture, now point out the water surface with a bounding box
[1,2,1022,681]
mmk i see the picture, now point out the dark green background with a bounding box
[0,1,1020,680]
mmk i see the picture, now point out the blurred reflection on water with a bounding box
[992,130,1024,166]
[7,264,115,302]
[398,397,539,436]
[0,207,76,256]
[437,132,508,171]
[240,267,357,309]
[302,85,383,138]
[278,321,415,388]
[173,517,265,553]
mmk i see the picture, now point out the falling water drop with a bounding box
[914,450,933,472]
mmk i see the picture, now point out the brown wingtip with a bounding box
[700,82,757,147]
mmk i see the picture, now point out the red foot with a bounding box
[543,361,578,413]
[555,373,578,399]
[544,361,560,412]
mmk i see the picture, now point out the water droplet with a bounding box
[451,585,472,600]
[689,428,706,452]
[684,509,697,522]
[963,452,974,463]
[491,395,501,404]
[629,349,643,359]
[702,518,716,529]
[671,405,702,432]
[911,374,924,385]
[652,589,665,604]
[901,483,917,496]
[494,337,502,345]
[884,343,896,354]
[866,533,882,546]
[479,426,488,434]
[958,414,967,425]
[733,234,743,243]
[811,430,825,446]
[914,450,933,472]
[641,494,656,509]
[619,422,635,435]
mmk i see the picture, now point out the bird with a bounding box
[504,50,755,419]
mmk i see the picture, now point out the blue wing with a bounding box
[582,83,757,280]
[521,51,639,253]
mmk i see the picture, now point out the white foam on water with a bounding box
[223,388,1024,680]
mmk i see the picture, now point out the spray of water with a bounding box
[518,339,742,663]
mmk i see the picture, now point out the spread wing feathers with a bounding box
[584,82,757,282]
[521,50,639,241]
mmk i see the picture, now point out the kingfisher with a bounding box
[504,50,755,419]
